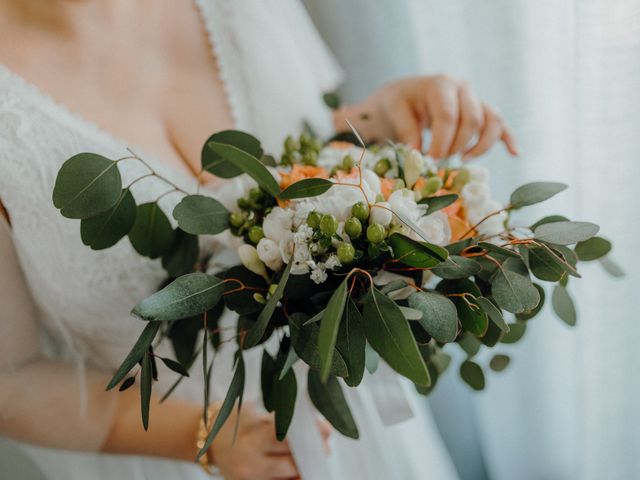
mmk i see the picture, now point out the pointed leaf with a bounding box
[388,233,448,268]
[273,345,297,441]
[161,229,199,277]
[261,350,277,412]
[476,297,509,333]
[159,357,190,377]
[140,351,152,430]
[552,284,576,326]
[308,370,359,439]
[510,182,567,209]
[318,278,349,381]
[407,291,458,343]
[336,300,366,387]
[80,188,136,249]
[419,193,459,215]
[279,178,333,200]
[534,221,599,245]
[119,376,136,392]
[173,194,229,235]
[106,322,160,390]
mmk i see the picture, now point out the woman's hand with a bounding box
[210,402,332,480]
[334,75,518,160]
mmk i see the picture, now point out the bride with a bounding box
[0,1,516,479]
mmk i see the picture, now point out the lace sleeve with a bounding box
[0,218,119,451]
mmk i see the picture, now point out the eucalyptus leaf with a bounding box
[273,347,297,441]
[516,284,546,321]
[80,188,136,249]
[531,215,570,230]
[279,178,333,200]
[500,321,527,344]
[419,193,459,215]
[388,233,448,268]
[119,376,135,392]
[477,242,520,258]
[510,182,567,209]
[437,279,488,337]
[431,255,482,279]
[552,284,576,326]
[526,245,566,281]
[534,221,599,245]
[575,236,612,261]
[460,360,485,391]
[362,286,430,386]
[132,273,225,321]
[140,351,152,430]
[489,354,511,372]
[173,195,229,235]
[223,266,267,315]
[53,153,122,219]
[261,351,276,412]
[491,268,540,314]
[308,370,359,439]
[161,229,199,277]
[318,277,349,381]
[599,256,625,278]
[245,261,292,347]
[476,297,509,333]
[159,357,190,377]
[336,300,366,387]
[202,130,263,178]
[407,291,458,343]
[106,322,160,390]
[457,332,482,358]
[128,203,175,258]
[207,141,280,198]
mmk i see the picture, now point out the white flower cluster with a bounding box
[459,165,506,237]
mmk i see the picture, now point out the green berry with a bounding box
[342,155,355,171]
[311,137,323,152]
[422,176,444,197]
[302,151,318,166]
[367,223,386,244]
[320,214,339,236]
[374,158,391,176]
[352,202,370,222]
[337,242,356,264]
[237,197,250,209]
[230,212,245,228]
[344,217,362,238]
[307,211,322,229]
[248,226,264,244]
[299,132,312,148]
[452,168,471,190]
[268,284,278,296]
[284,135,299,153]
[249,187,264,202]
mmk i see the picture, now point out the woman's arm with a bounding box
[0,211,302,479]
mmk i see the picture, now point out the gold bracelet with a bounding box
[196,407,218,475]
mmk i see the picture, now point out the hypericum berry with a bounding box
[237,197,250,209]
[302,151,318,166]
[249,187,264,202]
[367,223,386,244]
[337,242,356,264]
[422,176,444,197]
[284,135,299,153]
[452,168,471,190]
[320,214,339,236]
[344,217,362,238]
[342,155,355,171]
[352,201,370,222]
[374,158,391,176]
[307,211,322,229]
[248,226,265,244]
[229,212,245,228]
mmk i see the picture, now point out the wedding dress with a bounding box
[0,0,458,478]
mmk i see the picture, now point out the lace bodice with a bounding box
[0,0,342,388]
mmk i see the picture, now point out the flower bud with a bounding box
[342,155,355,171]
[249,187,264,202]
[404,150,425,188]
[238,244,268,279]
[452,168,471,190]
[421,176,444,197]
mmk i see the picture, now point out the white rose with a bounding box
[461,181,490,207]
[467,199,504,225]
[369,202,393,226]
[278,231,295,264]
[403,149,425,188]
[263,207,294,243]
[467,165,490,184]
[362,169,382,194]
[237,244,268,279]
[256,238,283,271]
[411,211,452,246]
[388,189,421,223]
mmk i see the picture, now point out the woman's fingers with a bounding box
[501,126,519,156]
[426,78,460,159]
[462,105,504,160]
[448,84,484,156]
[316,419,332,454]
[388,98,422,150]
[265,454,299,479]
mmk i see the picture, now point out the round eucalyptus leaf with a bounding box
[173,194,229,235]
[161,229,199,277]
[80,189,136,250]
[516,284,546,321]
[431,255,482,279]
[489,354,511,372]
[510,182,567,209]
[460,360,485,391]
[53,153,122,218]
[552,284,577,326]
[407,291,458,343]
[491,268,540,314]
[500,321,527,344]
[575,236,612,261]
[534,221,600,246]
[128,203,175,259]
[201,130,263,178]
[531,215,570,230]
[437,279,488,337]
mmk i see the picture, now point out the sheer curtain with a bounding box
[308,0,640,479]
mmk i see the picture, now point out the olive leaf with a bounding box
[106,322,161,390]
[279,178,333,200]
[140,351,153,430]
[318,277,349,381]
[308,370,359,439]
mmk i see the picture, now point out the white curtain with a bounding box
[309,0,640,479]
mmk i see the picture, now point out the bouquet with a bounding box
[52,126,618,459]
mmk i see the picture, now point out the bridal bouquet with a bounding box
[52,126,617,458]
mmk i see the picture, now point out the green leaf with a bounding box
[407,291,458,343]
[477,242,520,258]
[516,284,546,321]
[308,370,359,439]
[489,354,510,372]
[575,236,612,261]
[491,268,540,314]
[245,261,292,348]
[419,193,459,215]
[173,195,229,235]
[106,322,160,390]
[336,300,366,387]
[128,203,175,258]
[510,181,567,209]
[161,229,199,277]
[118,376,136,392]
[476,297,509,333]
[323,92,341,110]
[552,284,576,326]
[207,141,280,198]
[132,273,225,321]
[437,279,488,337]
[526,245,566,281]
[500,321,527,344]
[53,153,122,218]
[202,130,263,178]
[480,321,504,347]
[388,233,448,268]
[278,348,299,381]
[273,344,297,441]
[599,256,625,278]
[196,354,245,461]
[531,215,570,230]
[80,188,136,249]
[431,255,482,279]
[318,278,349,381]
[460,360,485,391]
[534,221,600,245]
[288,313,348,377]
[261,350,277,412]
[140,351,153,430]
[159,357,190,377]
[223,266,268,315]
[457,332,481,358]
[446,238,473,255]
[362,286,430,386]
[279,178,333,200]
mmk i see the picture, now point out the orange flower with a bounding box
[335,167,360,181]
[279,164,329,190]
[327,141,355,150]
[413,177,426,193]
[449,215,475,241]
[380,178,396,200]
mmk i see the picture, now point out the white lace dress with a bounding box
[0,1,458,479]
